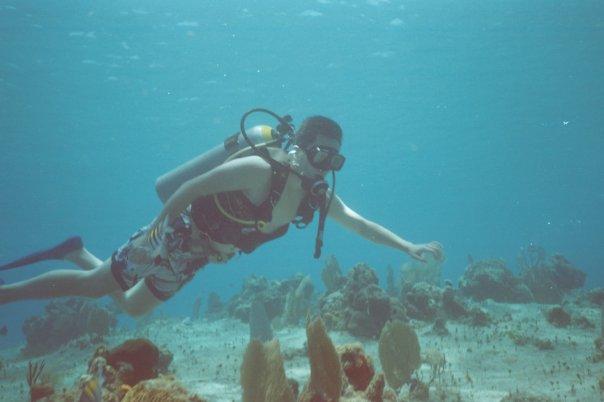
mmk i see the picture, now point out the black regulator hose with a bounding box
[314,171,336,259]
[239,108,294,160]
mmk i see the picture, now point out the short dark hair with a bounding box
[294,116,342,149]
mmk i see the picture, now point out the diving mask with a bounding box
[304,145,345,171]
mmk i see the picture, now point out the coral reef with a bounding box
[122,375,207,402]
[519,245,586,304]
[459,259,533,303]
[337,343,375,391]
[27,360,54,402]
[403,282,442,321]
[585,288,604,306]
[107,338,171,386]
[386,265,398,297]
[321,255,346,293]
[441,285,468,319]
[378,320,421,390]
[228,274,307,322]
[400,255,442,294]
[240,339,295,402]
[319,263,407,338]
[240,316,399,402]
[249,299,273,342]
[429,317,450,336]
[545,306,571,328]
[282,275,314,326]
[26,338,179,401]
[591,337,604,362]
[465,306,492,327]
[301,316,343,401]
[21,298,117,357]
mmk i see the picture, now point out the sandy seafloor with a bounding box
[0,301,603,402]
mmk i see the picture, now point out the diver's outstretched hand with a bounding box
[407,241,444,263]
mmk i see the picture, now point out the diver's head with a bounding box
[290,116,345,175]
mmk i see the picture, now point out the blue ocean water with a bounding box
[0,0,602,348]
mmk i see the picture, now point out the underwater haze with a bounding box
[0,0,603,391]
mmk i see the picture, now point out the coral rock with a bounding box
[319,263,407,339]
[122,375,206,402]
[364,372,385,402]
[21,298,117,357]
[403,282,442,321]
[107,338,163,386]
[519,249,586,304]
[228,275,304,322]
[337,343,375,391]
[546,306,571,328]
[459,259,533,303]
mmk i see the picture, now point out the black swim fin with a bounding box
[0,236,83,271]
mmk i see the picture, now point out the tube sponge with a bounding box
[306,316,343,401]
[378,320,421,390]
[240,339,295,402]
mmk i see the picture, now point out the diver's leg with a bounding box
[63,247,102,270]
[0,258,120,304]
[62,248,150,315]
[119,280,163,317]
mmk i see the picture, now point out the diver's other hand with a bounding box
[407,241,444,262]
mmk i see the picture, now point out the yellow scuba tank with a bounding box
[155,125,283,203]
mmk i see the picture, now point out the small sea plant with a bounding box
[27,360,54,402]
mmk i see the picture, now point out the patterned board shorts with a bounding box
[110,209,211,301]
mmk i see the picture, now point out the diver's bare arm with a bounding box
[326,195,413,252]
[152,156,271,227]
[327,194,443,261]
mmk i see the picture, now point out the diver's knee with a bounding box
[77,270,116,298]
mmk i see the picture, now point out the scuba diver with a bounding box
[0,110,443,316]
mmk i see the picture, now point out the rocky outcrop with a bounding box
[21,298,117,357]
[319,263,407,338]
[520,253,586,304]
[459,259,534,303]
[228,275,307,323]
